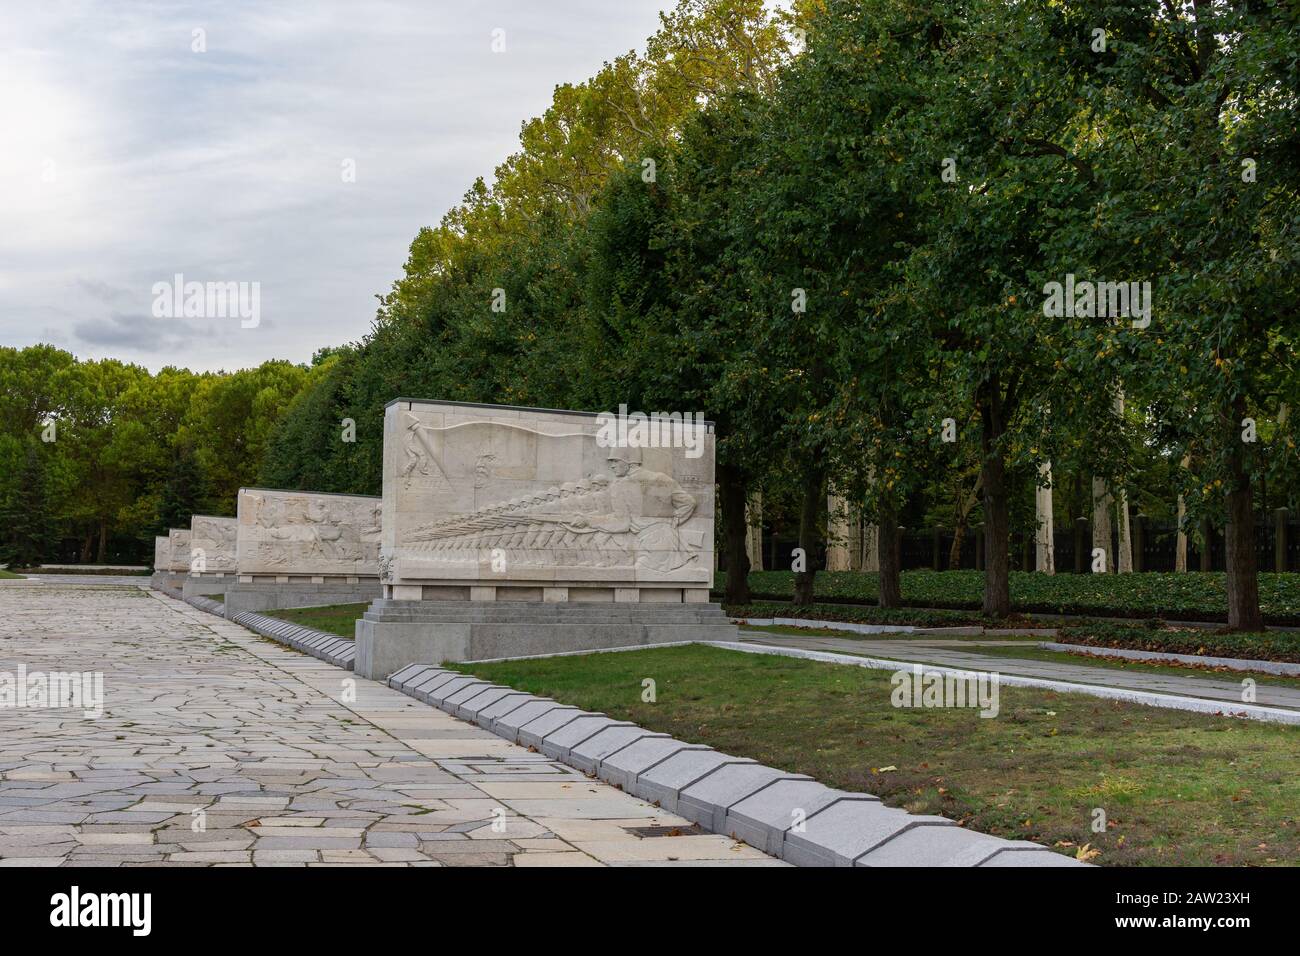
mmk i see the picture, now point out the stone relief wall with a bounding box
[237,489,382,577]
[166,529,191,572]
[190,516,237,573]
[153,536,169,571]
[382,400,715,595]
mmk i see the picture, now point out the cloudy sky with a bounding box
[0,0,674,372]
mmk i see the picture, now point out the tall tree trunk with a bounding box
[1035,461,1055,573]
[980,384,1011,617]
[718,463,751,605]
[1092,476,1114,573]
[948,475,982,570]
[862,521,880,572]
[1112,391,1133,572]
[1116,491,1133,572]
[97,518,109,563]
[744,492,764,572]
[825,491,851,571]
[793,463,825,605]
[861,464,879,572]
[948,524,965,570]
[877,500,901,608]
[1225,400,1263,630]
[1175,453,1191,572]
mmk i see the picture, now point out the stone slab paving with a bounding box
[738,632,1300,713]
[1,575,150,587]
[0,583,778,867]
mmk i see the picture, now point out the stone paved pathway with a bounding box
[738,632,1300,712]
[1,574,151,586]
[0,583,781,867]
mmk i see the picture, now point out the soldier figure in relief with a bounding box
[565,448,700,572]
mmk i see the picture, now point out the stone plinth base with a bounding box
[222,579,382,619]
[182,573,232,601]
[354,600,738,680]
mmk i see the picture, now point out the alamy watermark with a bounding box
[50,886,150,936]
[595,404,706,459]
[890,664,999,718]
[1042,273,1151,328]
[152,273,260,328]
[0,664,104,719]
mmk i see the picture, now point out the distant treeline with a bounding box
[0,345,310,566]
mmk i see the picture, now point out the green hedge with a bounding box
[1056,622,1300,664]
[721,600,1037,629]
[717,570,1300,624]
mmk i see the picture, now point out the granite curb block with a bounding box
[1041,641,1300,677]
[226,609,357,669]
[382,665,1086,868]
[186,595,225,615]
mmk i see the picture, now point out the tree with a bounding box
[1073,0,1300,629]
[0,442,55,568]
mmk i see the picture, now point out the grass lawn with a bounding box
[0,570,24,579]
[454,644,1300,866]
[723,569,1300,624]
[264,603,366,637]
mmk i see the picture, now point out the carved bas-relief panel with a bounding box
[166,529,191,573]
[189,515,238,574]
[236,488,382,579]
[382,399,716,602]
[153,536,169,571]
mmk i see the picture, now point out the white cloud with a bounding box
[0,0,670,370]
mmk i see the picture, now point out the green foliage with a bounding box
[730,569,1300,624]
[0,348,308,564]
[1058,622,1300,666]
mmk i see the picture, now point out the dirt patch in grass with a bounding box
[455,644,1300,866]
